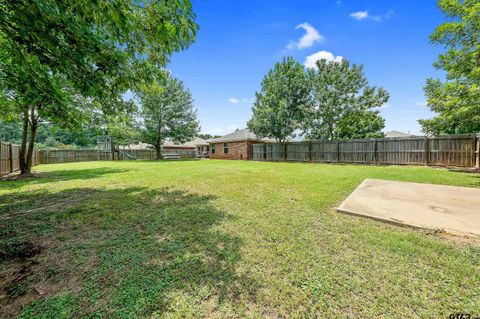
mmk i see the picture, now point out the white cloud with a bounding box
[286,22,324,50]
[228,97,254,104]
[304,50,343,69]
[350,11,369,20]
[350,10,394,22]
[372,10,394,22]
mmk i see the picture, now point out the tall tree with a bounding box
[304,59,389,140]
[247,57,311,144]
[138,75,199,160]
[335,110,385,139]
[0,0,198,174]
[419,0,480,135]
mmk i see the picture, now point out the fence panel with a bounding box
[0,142,10,175]
[339,140,376,163]
[11,145,20,171]
[266,143,284,161]
[0,141,41,176]
[251,135,479,168]
[286,142,309,161]
[252,144,265,161]
[428,136,476,167]
[37,148,197,164]
[376,138,426,165]
[311,141,338,162]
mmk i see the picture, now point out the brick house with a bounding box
[207,128,272,160]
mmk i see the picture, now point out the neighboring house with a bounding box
[125,137,208,157]
[125,142,154,150]
[384,130,413,138]
[207,128,273,160]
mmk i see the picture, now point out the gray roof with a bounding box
[384,130,413,138]
[163,137,208,147]
[206,128,274,143]
[126,137,208,150]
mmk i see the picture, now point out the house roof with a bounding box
[384,130,413,138]
[126,142,153,150]
[206,128,274,143]
[163,137,208,148]
[126,137,208,150]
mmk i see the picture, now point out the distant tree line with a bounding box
[0,120,98,149]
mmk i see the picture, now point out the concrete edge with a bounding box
[336,207,480,240]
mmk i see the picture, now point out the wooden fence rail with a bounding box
[252,135,480,169]
[0,143,196,177]
[0,141,40,176]
[37,148,196,164]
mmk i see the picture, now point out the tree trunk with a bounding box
[156,147,163,160]
[24,109,38,174]
[19,108,29,174]
[156,143,162,160]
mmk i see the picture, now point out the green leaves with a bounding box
[138,73,199,158]
[0,0,198,172]
[421,0,480,135]
[248,57,388,142]
[248,57,311,142]
[305,58,388,140]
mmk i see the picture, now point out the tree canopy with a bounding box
[138,74,199,159]
[334,110,385,139]
[304,59,388,140]
[248,57,388,143]
[247,57,311,143]
[419,0,480,135]
[0,0,198,173]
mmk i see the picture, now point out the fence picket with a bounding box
[252,135,480,168]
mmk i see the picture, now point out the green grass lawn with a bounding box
[1,160,479,318]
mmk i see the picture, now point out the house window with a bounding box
[211,144,215,154]
[223,143,228,154]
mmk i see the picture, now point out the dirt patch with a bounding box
[0,241,43,317]
[433,230,480,247]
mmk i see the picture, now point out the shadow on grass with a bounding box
[0,167,130,190]
[0,186,256,318]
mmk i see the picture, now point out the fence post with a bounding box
[308,141,312,162]
[476,136,480,170]
[263,144,267,161]
[8,143,13,173]
[336,141,340,162]
[373,139,378,164]
[424,137,430,166]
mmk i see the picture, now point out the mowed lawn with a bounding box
[1,160,479,318]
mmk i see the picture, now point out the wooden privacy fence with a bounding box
[252,135,480,168]
[0,141,41,176]
[37,148,196,164]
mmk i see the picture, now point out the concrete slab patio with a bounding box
[338,179,480,237]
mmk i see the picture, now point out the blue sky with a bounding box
[168,0,446,136]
